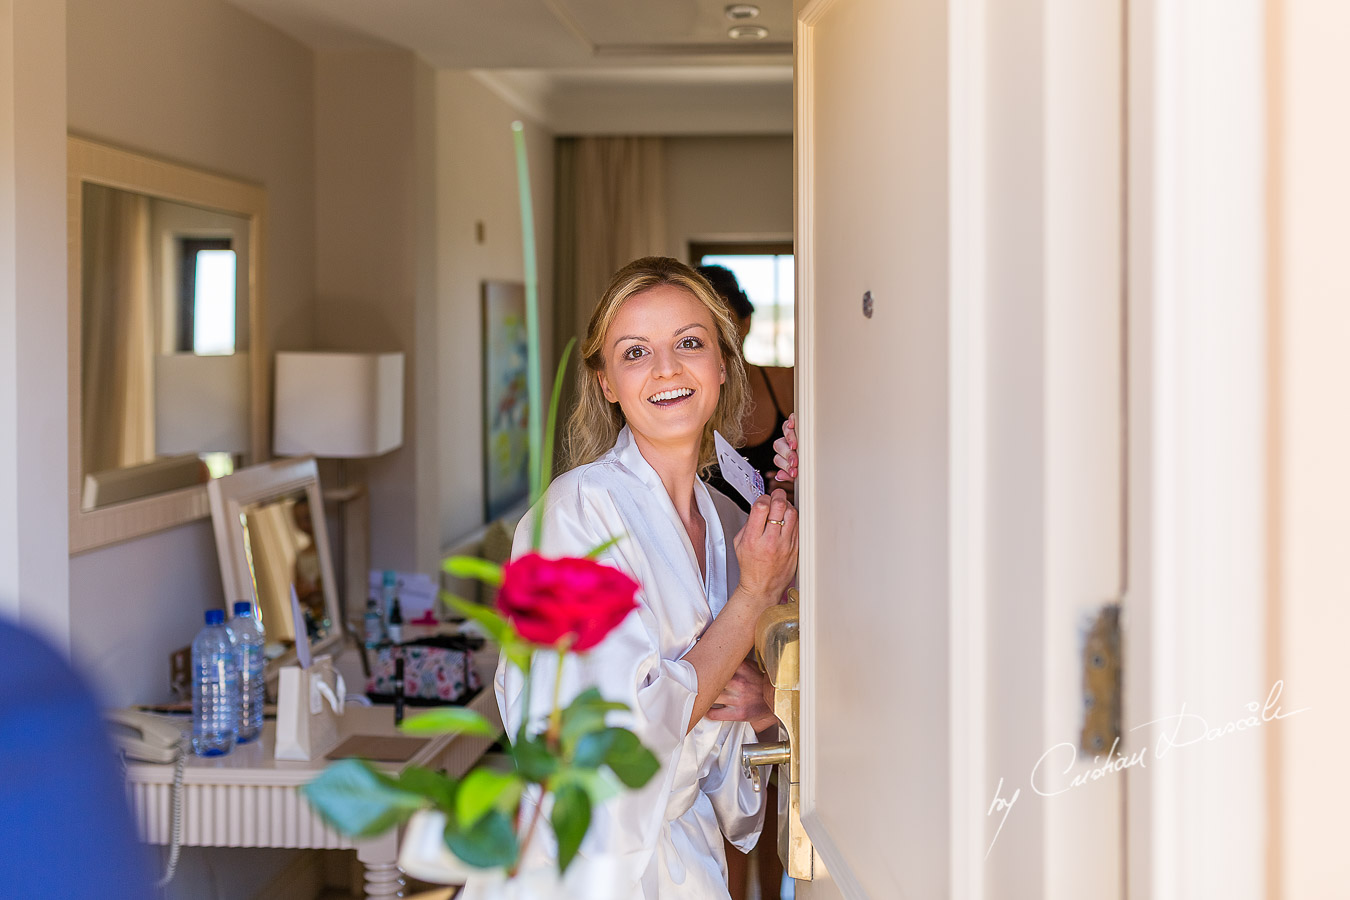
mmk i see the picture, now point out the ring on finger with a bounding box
[767,518,786,526]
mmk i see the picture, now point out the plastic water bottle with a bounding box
[192,609,238,757]
[230,601,266,744]
[364,597,383,649]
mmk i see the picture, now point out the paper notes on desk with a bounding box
[368,570,438,624]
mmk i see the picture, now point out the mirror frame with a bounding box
[68,136,268,553]
[207,456,345,670]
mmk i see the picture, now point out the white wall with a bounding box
[436,71,555,548]
[663,135,793,260]
[1272,1,1350,893]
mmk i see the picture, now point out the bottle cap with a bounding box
[233,601,252,617]
[205,609,225,626]
[383,570,396,586]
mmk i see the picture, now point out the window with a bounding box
[177,238,236,355]
[692,242,794,367]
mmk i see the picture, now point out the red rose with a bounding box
[496,553,640,651]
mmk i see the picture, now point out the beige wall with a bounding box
[0,0,68,645]
[314,49,442,578]
[65,0,316,708]
[62,1,318,896]
[1269,0,1350,894]
[436,71,555,548]
[663,135,794,261]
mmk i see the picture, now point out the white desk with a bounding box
[124,680,501,899]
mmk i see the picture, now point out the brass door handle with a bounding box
[741,740,790,792]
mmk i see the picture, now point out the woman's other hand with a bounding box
[772,413,797,484]
[733,488,799,608]
[706,660,778,733]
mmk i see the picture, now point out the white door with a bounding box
[794,0,1126,897]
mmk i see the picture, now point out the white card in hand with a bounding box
[714,430,766,507]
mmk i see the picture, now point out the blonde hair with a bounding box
[566,256,749,476]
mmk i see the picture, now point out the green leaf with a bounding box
[300,759,425,838]
[571,727,621,769]
[511,731,559,783]
[444,807,519,870]
[558,688,629,756]
[550,781,591,874]
[455,768,524,830]
[584,533,626,560]
[395,766,458,810]
[603,728,661,789]
[443,555,504,587]
[399,707,498,738]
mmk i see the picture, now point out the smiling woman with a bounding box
[469,256,800,898]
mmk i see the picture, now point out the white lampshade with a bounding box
[155,352,251,455]
[273,351,404,458]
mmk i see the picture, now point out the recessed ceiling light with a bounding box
[725,4,761,20]
[728,24,769,40]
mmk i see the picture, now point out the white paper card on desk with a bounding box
[290,584,312,669]
[275,654,344,761]
[714,430,765,507]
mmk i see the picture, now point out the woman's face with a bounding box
[597,284,725,450]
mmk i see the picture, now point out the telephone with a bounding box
[105,708,187,887]
[105,708,184,764]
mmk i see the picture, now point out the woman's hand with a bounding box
[706,660,778,733]
[733,488,799,609]
[772,413,798,484]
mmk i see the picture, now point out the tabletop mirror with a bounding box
[69,136,268,553]
[208,457,345,671]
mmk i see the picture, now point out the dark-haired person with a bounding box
[697,265,795,511]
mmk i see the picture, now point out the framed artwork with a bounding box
[481,280,530,520]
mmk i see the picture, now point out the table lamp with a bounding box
[273,351,405,625]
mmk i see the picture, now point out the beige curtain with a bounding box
[81,183,155,475]
[554,136,668,363]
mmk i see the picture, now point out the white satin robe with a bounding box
[471,426,764,899]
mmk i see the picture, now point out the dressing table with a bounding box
[123,653,501,900]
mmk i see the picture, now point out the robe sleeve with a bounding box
[700,490,768,851]
[495,476,701,883]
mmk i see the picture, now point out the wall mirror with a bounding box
[208,457,345,671]
[69,136,268,553]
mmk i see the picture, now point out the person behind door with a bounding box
[465,257,797,899]
[697,264,796,512]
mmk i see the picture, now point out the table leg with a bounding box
[357,833,404,899]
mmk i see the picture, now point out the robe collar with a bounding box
[609,426,723,605]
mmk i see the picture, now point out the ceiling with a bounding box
[226,0,793,133]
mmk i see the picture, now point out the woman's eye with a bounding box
[622,346,647,361]
[678,336,703,350]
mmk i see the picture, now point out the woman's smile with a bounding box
[648,386,695,406]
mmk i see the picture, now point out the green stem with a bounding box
[511,122,544,512]
[545,642,569,749]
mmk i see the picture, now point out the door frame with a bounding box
[1124,0,1269,898]
[795,0,1270,897]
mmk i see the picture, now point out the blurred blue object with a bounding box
[0,616,156,898]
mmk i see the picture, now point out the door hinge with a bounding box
[1080,603,1122,755]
